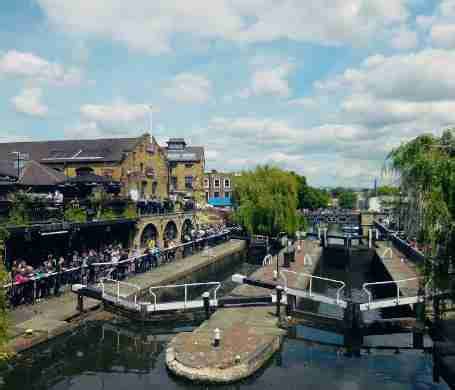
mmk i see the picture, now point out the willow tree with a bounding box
[232,166,305,237]
[387,129,455,290]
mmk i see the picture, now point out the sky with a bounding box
[1,0,454,188]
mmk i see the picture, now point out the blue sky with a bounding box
[1,0,454,187]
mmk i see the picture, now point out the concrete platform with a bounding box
[166,240,322,383]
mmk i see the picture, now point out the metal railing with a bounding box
[361,277,422,308]
[280,269,346,305]
[262,254,273,266]
[148,282,221,310]
[99,278,141,304]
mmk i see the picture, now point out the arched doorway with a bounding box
[140,223,158,248]
[163,221,178,246]
[181,219,194,242]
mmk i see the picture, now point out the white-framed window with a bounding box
[204,178,210,188]
[214,178,220,188]
[224,178,231,188]
[214,191,220,198]
[225,191,231,199]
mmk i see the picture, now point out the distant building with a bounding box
[203,170,234,206]
[0,133,169,199]
[163,138,205,202]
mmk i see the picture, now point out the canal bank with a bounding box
[166,240,322,383]
[5,239,247,354]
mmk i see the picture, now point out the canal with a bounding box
[0,231,449,389]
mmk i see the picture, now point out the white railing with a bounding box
[148,282,221,311]
[280,269,346,305]
[99,278,141,305]
[361,277,422,308]
[262,254,273,266]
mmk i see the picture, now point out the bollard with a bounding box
[140,302,148,320]
[433,346,440,383]
[286,294,295,316]
[412,327,424,349]
[213,328,221,347]
[203,292,210,320]
[283,252,290,268]
[276,286,283,318]
[273,270,278,281]
[77,293,84,313]
[368,229,372,249]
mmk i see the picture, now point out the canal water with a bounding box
[0,320,447,390]
[0,231,448,389]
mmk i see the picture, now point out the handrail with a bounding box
[362,277,422,308]
[148,282,221,310]
[280,269,346,304]
[99,278,141,304]
[263,254,273,266]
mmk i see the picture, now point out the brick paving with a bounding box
[169,240,322,374]
[376,241,420,296]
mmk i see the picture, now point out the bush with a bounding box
[64,207,87,223]
[123,204,137,219]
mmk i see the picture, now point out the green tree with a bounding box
[338,190,358,209]
[233,166,305,236]
[377,185,400,196]
[387,129,455,290]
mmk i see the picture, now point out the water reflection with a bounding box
[0,320,447,390]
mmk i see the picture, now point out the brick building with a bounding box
[164,138,205,203]
[0,133,169,199]
[203,170,234,204]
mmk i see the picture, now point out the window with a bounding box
[185,176,193,189]
[171,176,178,189]
[225,192,231,199]
[205,191,209,202]
[214,191,220,198]
[224,178,231,188]
[140,163,144,173]
[204,178,210,188]
[185,163,193,168]
[214,178,220,188]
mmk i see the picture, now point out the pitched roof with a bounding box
[165,146,204,162]
[19,160,67,186]
[0,136,142,164]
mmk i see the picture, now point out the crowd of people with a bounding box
[6,223,231,307]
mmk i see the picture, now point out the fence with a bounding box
[4,230,231,308]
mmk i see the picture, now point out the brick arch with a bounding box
[138,223,159,249]
[180,218,195,242]
[163,220,179,244]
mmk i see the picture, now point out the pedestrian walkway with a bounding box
[5,239,246,353]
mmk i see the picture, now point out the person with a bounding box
[53,256,65,295]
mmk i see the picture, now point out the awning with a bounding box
[208,197,232,207]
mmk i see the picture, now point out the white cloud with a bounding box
[37,0,410,53]
[417,0,455,48]
[11,88,49,117]
[430,24,455,48]
[163,73,212,104]
[0,50,82,86]
[317,49,455,102]
[242,63,295,98]
[391,27,418,50]
[81,102,148,123]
